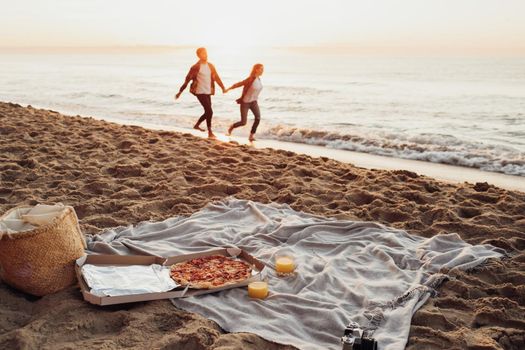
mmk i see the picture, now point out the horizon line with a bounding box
[1,44,524,56]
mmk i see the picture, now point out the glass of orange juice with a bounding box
[248,281,269,299]
[275,254,295,276]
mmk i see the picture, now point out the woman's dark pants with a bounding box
[232,101,261,134]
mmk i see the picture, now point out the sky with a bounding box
[1,0,525,53]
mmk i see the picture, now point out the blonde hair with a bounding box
[250,63,264,77]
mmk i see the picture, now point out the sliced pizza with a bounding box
[170,255,252,289]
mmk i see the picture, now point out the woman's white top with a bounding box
[243,78,263,103]
[195,63,212,95]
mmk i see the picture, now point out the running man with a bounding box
[175,47,226,139]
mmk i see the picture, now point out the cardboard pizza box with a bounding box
[75,247,266,306]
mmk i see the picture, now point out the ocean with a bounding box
[1,47,524,176]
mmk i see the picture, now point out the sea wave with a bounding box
[60,91,174,107]
[269,86,335,94]
[260,125,525,176]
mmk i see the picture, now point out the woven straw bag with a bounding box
[0,205,86,296]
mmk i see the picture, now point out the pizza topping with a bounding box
[170,255,252,289]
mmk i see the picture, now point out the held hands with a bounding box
[176,88,230,97]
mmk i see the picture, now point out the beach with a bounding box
[1,102,524,349]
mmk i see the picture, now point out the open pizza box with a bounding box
[75,247,265,306]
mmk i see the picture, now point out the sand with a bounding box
[102,117,525,193]
[0,101,524,349]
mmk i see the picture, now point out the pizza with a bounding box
[170,255,253,289]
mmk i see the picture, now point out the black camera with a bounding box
[341,322,378,350]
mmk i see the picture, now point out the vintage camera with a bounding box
[341,322,378,350]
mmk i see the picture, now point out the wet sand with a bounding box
[0,102,524,349]
[99,116,525,193]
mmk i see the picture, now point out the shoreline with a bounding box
[4,102,524,192]
[97,115,525,193]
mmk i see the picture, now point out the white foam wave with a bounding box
[261,126,525,176]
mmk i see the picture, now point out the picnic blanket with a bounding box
[86,198,505,350]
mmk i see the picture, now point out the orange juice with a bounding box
[275,256,295,275]
[248,281,269,299]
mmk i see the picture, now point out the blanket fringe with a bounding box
[359,255,509,333]
[462,255,511,275]
[357,273,449,335]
